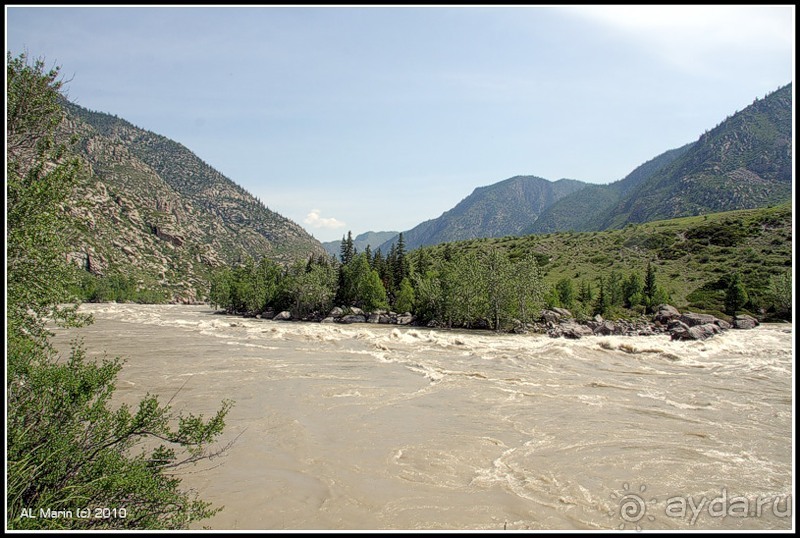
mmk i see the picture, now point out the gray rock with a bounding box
[715,319,732,330]
[273,311,292,321]
[541,309,561,324]
[654,304,681,323]
[558,321,593,339]
[349,307,365,316]
[593,321,616,336]
[340,314,367,324]
[733,314,759,329]
[396,315,415,325]
[671,322,719,341]
[552,307,573,319]
[680,312,722,327]
[668,320,690,332]
[320,317,337,323]
[367,314,381,324]
[328,307,345,318]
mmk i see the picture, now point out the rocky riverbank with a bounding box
[226,303,760,341]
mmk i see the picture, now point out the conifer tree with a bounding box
[393,233,409,288]
[339,231,355,265]
[644,261,658,313]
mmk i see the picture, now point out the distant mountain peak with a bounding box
[379,175,589,251]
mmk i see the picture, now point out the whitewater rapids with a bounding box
[48,304,794,530]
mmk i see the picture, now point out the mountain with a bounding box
[600,83,792,229]
[525,143,694,234]
[379,176,589,251]
[396,83,791,247]
[57,100,325,302]
[321,230,399,258]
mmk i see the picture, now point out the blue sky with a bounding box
[6,5,795,242]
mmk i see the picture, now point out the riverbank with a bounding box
[216,303,764,341]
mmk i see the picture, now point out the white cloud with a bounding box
[304,209,346,230]
[569,5,792,44]
[565,5,794,73]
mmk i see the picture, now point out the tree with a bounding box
[555,277,575,311]
[339,231,355,265]
[643,261,658,313]
[767,270,791,320]
[8,342,233,530]
[607,270,624,307]
[339,253,388,311]
[394,277,416,314]
[622,271,644,308]
[413,269,443,324]
[594,276,611,316]
[284,259,337,316]
[250,257,282,312]
[414,248,431,276]
[724,273,749,316]
[509,253,545,325]
[392,232,409,289]
[208,267,233,309]
[483,249,514,331]
[7,52,232,530]
[452,252,487,327]
[362,268,390,312]
[577,279,594,306]
[385,242,397,295]
[7,52,86,346]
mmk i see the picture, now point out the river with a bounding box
[48,303,794,530]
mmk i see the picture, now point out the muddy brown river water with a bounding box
[49,303,794,530]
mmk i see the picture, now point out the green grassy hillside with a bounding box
[412,202,792,318]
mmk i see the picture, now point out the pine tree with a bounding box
[372,248,386,286]
[594,276,611,316]
[339,231,355,265]
[363,244,372,266]
[393,232,409,288]
[578,279,594,306]
[644,261,658,313]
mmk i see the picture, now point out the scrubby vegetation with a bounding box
[210,201,792,327]
[7,52,233,530]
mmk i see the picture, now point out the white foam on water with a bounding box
[636,389,716,411]
[58,304,792,531]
